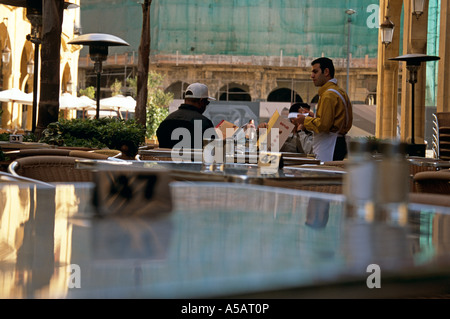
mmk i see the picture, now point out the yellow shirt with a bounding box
[304,80,352,135]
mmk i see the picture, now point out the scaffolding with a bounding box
[81,0,380,58]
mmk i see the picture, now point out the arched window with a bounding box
[165,81,189,99]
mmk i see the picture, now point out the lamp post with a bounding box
[389,53,440,156]
[68,33,129,119]
[345,9,356,95]
[25,0,42,133]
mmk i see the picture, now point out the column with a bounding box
[437,1,450,112]
[376,0,402,139]
[400,0,429,144]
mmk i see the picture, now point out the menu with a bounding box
[215,119,240,139]
[257,110,294,151]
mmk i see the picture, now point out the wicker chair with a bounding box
[413,170,450,195]
[322,160,348,169]
[261,178,343,194]
[5,148,113,161]
[432,112,450,160]
[409,192,450,207]
[8,156,95,183]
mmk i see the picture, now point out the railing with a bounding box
[78,52,377,69]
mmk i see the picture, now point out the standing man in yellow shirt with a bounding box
[296,57,352,162]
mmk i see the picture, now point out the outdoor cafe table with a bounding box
[74,159,345,187]
[1,179,450,299]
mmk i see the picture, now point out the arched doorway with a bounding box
[311,94,319,104]
[267,88,302,103]
[217,83,251,101]
[165,81,189,99]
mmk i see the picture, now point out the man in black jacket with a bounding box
[156,83,216,149]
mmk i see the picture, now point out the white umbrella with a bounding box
[0,88,33,129]
[59,93,95,109]
[0,88,33,105]
[99,94,136,112]
[78,95,96,108]
[74,95,96,118]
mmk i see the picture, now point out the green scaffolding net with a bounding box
[81,0,380,58]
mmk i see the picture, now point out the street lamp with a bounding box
[66,80,73,93]
[389,53,440,156]
[345,9,356,95]
[380,15,395,47]
[68,33,129,119]
[412,0,425,19]
[1,46,10,64]
[26,58,34,75]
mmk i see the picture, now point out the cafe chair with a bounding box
[322,160,348,169]
[413,169,450,195]
[5,148,114,160]
[137,148,178,161]
[409,192,450,207]
[432,112,450,160]
[261,178,343,194]
[8,156,94,183]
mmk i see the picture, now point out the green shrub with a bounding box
[39,118,145,157]
[0,132,38,142]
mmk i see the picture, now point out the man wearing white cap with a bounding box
[156,82,216,149]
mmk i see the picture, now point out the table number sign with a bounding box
[93,169,173,217]
[258,151,282,174]
[9,134,23,143]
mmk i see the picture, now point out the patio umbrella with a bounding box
[0,88,33,105]
[59,93,95,109]
[59,93,95,119]
[76,95,96,118]
[100,95,136,112]
[0,88,33,128]
[79,95,96,107]
[100,94,136,119]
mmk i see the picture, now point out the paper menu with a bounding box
[257,110,295,151]
[215,119,239,139]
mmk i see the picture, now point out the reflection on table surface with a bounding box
[1,181,450,298]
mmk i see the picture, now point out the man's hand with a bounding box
[294,114,306,125]
[258,122,268,129]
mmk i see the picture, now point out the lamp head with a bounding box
[380,16,395,47]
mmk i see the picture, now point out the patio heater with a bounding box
[68,33,129,119]
[389,53,440,157]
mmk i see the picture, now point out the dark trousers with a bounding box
[333,136,347,161]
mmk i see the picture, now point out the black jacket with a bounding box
[156,104,215,149]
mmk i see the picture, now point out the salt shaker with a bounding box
[343,138,379,221]
[378,140,409,225]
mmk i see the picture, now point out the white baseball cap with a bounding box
[184,83,216,100]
